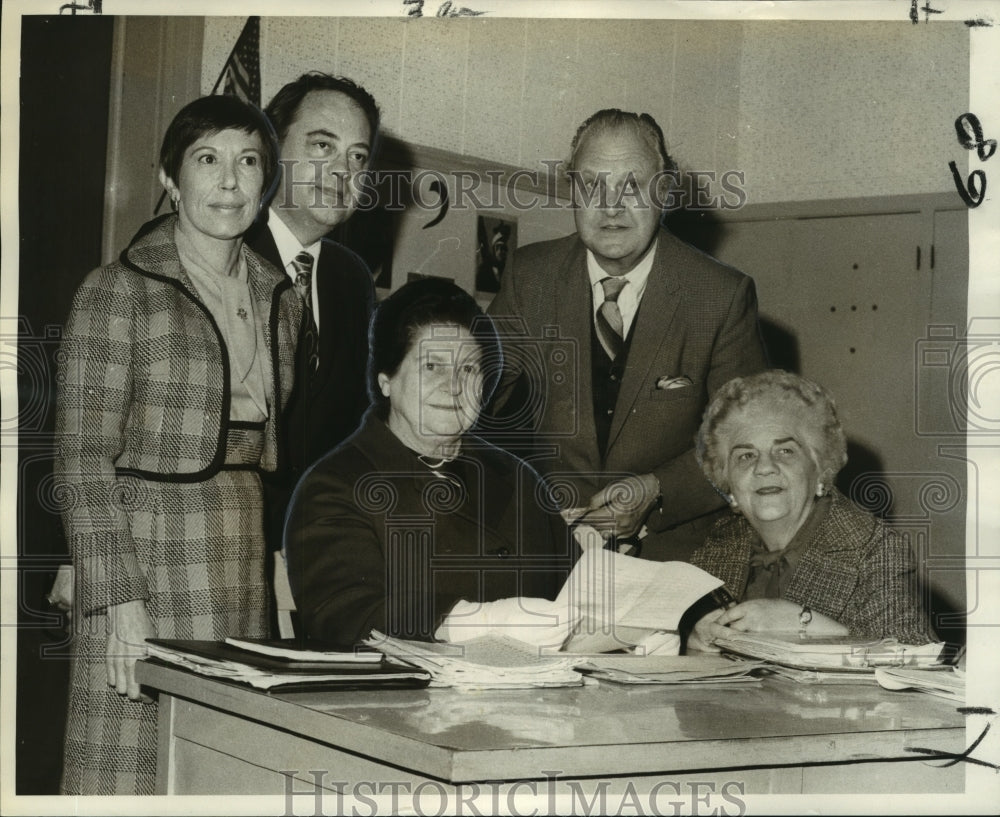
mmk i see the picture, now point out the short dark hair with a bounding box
[696,370,848,498]
[159,95,279,192]
[367,278,502,417]
[568,108,676,175]
[264,72,380,153]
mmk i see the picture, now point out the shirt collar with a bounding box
[267,207,322,277]
[585,237,657,300]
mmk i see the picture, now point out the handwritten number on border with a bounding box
[950,113,993,208]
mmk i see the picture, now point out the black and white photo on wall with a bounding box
[475,214,516,295]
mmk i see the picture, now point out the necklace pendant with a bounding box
[237,307,248,321]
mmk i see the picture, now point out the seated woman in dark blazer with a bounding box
[285,279,577,647]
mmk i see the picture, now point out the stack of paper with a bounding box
[875,666,965,701]
[144,638,430,691]
[366,631,583,689]
[713,632,945,672]
[574,654,762,685]
[759,665,878,685]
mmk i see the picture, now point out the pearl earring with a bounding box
[816,482,824,496]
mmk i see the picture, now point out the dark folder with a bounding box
[145,638,431,691]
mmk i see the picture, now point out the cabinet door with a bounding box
[715,211,928,469]
[714,210,966,636]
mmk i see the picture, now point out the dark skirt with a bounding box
[61,427,270,795]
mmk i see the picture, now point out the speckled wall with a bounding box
[202,17,967,205]
[737,21,969,204]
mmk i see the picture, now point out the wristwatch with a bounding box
[798,605,813,637]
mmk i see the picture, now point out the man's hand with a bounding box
[106,599,155,702]
[575,473,660,538]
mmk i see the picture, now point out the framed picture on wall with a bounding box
[475,215,517,296]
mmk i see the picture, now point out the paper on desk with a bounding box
[555,545,723,652]
[713,633,946,671]
[367,631,583,689]
[144,642,427,690]
[575,654,762,685]
[874,666,965,701]
[224,637,382,663]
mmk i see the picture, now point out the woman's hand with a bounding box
[106,600,156,702]
[687,608,726,653]
[714,599,848,637]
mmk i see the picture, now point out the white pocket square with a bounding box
[655,375,693,390]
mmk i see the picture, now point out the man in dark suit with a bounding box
[487,109,767,562]
[248,73,378,551]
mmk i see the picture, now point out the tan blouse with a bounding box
[175,231,270,423]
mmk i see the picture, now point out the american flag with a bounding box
[216,16,261,107]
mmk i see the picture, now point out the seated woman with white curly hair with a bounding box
[687,370,937,652]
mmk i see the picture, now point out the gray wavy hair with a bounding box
[696,370,848,498]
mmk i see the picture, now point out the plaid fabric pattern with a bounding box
[691,489,936,644]
[55,216,300,795]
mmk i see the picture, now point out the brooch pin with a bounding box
[236,307,248,321]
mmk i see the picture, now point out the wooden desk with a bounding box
[137,660,966,801]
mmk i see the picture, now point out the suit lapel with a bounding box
[555,242,601,468]
[606,232,681,451]
[311,241,338,390]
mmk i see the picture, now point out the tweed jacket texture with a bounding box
[487,226,767,561]
[246,220,375,550]
[55,214,302,795]
[691,489,937,644]
[285,412,576,645]
[55,214,302,615]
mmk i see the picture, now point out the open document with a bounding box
[556,537,724,653]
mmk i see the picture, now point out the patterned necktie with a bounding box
[291,250,319,373]
[595,276,628,361]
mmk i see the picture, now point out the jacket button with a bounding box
[496,548,510,558]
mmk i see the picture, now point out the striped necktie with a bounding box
[595,275,628,361]
[291,250,319,373]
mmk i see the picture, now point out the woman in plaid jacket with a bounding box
[688,371,936,650]
[55,96,302,795]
